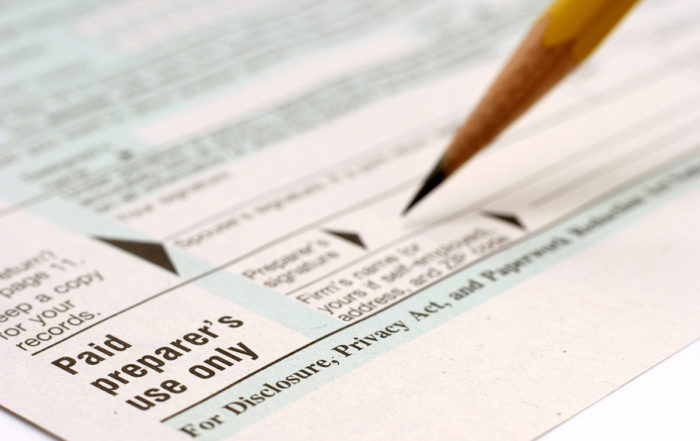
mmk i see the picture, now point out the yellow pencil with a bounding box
[403,0,640,215]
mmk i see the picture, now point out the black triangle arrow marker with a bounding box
[95,237,178,275]
[482,211,526,230]
[324,230,367,250]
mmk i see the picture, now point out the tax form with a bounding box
[1,0,699,439]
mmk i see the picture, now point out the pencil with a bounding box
[403,0,640,215]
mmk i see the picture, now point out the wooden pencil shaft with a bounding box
[442,18,577,175]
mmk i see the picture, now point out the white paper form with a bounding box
[1,0,699,439]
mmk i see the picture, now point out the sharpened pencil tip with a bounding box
[402,160,447,216]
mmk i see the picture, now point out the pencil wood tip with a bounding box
[402,161,446,216]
